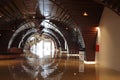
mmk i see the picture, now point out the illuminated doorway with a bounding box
[30,39,55,58]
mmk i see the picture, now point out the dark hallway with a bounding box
[0,0,120,80]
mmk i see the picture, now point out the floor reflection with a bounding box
[8,50,66,80]
[0,52,120,80]
[8,59,65,80]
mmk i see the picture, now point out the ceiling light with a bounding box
[12,29,15,32]
[96,27,100,32]
[66,27,68,30]
[0,16,2,18]
[83,12,88,16]
[33,16,35,19]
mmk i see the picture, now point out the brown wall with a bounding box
[82,27,97,61]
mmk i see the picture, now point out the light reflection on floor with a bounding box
[0,53,120,80]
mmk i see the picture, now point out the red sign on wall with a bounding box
[96,44,99,52]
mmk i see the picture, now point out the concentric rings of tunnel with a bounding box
[8,20,70,79]
[8,20,70,53]
[8,19,85,58]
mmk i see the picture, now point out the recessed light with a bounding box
[66,27,68,30]
[83,12,88,16]
[0,16,2,18]
[33,16,35,19]
[96,27,99,31]
[12,29,15,32]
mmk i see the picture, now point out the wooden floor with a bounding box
[0,57,120,80]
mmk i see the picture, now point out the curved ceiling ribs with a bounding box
[8,21,36,48]
[1,0,119,61]
[0,0,119,29]
[95,0,120,15]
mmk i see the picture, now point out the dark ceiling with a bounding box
[0,0,120,31]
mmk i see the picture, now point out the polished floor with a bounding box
[0,55,120,80]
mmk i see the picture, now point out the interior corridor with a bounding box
[0,0,120,80]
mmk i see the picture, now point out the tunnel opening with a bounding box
[24,33,58,59]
